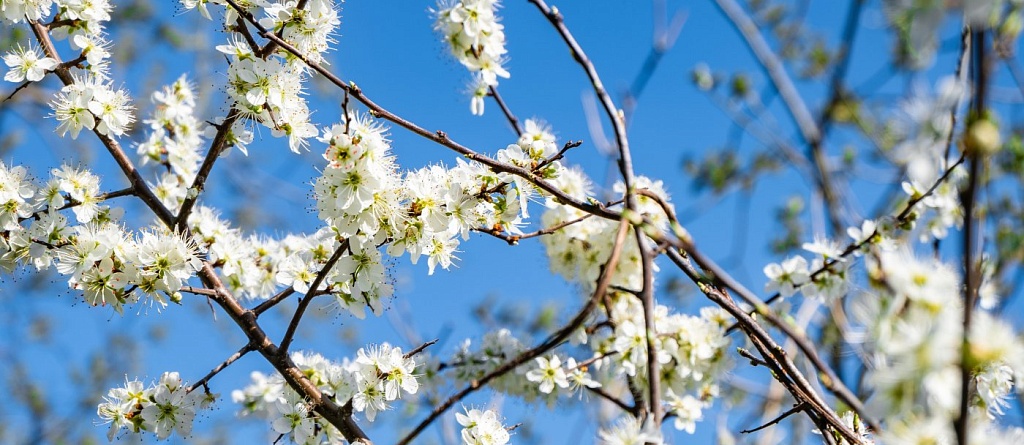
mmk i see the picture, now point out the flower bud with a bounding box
[963,115,1002,156]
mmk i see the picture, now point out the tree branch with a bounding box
[279,238,350,354]
[741,402,807,434]
[489,85,522,136]
[187,342,255,393]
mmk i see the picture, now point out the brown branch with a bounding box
[741,402,807,434]
[664,244,877,437]
[488,85,522,136]
[957,27,989,445]
[253,287,297,316]
[403,339,438,359]
[587,385,634,413]
[665,249,865,444]
[279,238,350,354]
[534,139,583,171]
[180,286,218,297]
[473,211,595,245]
[187,342,255,393]
[174,109,241,232]
[2,80,33,104]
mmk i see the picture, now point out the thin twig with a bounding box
[187,342,255,393]
[535,140,583,171]
[279,238,350,354]
[488,85,522,136]
[174,108,241,232]
[403,339,438,359]
[586,385,634,413]
[253,287,297,316]
[1,81,33,104]
[180,286,218,297]
[473,210,595,245]
[741,403,807,434]
[19,186,135,223]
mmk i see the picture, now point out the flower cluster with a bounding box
[457,407,511,445]
[181,0,341,153]
[51,74,134,138]
[188,209,352,304]
[533,163,731,433]
[901,167,966,242]
[231,344,418,443]
[598,415,663,445]
[0,161,203,312]
[136,75,207,211]
[314,116,561,292]
[433,0,510,115]
[440,285,729,431]
[97,372,209,441]
[763,237,851,303]
[0,0,54,23]
[259,0,340,64]
[850,249,1024,441]
[540,166,670,293]
[219,46,318,152]
[0,0,130,138]
[590,293,731,429]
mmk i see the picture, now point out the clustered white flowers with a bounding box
[184,0,340,153]
[847,248,1024,442]
[1,0,135,139]
[408,158,732,437]
[136,75,208,211]
[457,407,512,445]
[311,116,564,316]
[762,236,852,303]
[758,149,1022,444]
[433,0,510,115]
[97,372,209,441]
[232,344,418,444]
[0,159,205,313]
[598,415,663,445]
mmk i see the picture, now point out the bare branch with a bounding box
[489,85,523,136]
[741,403,807,434]
[187,342,255,393]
